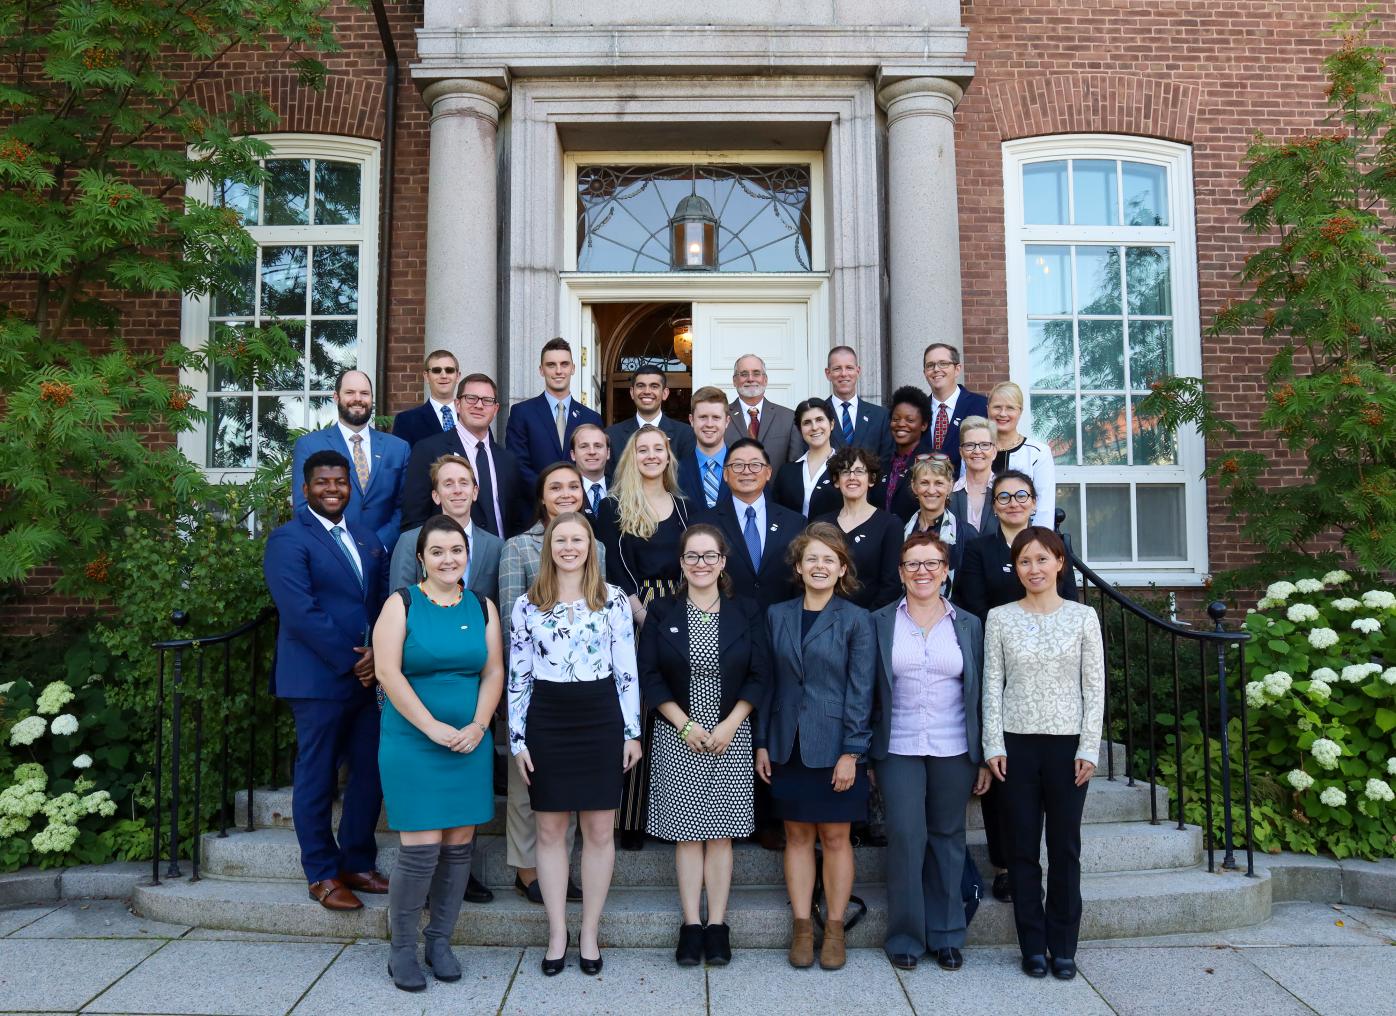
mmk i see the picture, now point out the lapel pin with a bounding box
[1001,564,1012,573]
[854,533,865,544]
[669,626,679,634]
[769,523,779,532]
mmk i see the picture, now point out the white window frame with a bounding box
[179,133,381,480]
[1002,134,1207,585]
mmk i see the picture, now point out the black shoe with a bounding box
[541,952,565,976]
[566,878,583,903]
[464,874,494,904]
[935,947,963,970]
[514,874,543,905]
[676,923,704,966]
[1051,957,1077,981]
[702,922,731,966]
[992,871,1012,902]
[1021,954,1048,978]
[889,953,918,970]
[620,830,645,851]
[579,951,603,975]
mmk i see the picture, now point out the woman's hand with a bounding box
[832,754,858,792]
[987,755,1007,782]
[515,748,534,787]
[459,721,487,754]
[705,719,736,755]
[628,594,647,629]
[1074,758,1096,787]
[973,765,992,796]
[682,722,712,753]
[755,748,772,784]
[426,720,465,750]
[622,738,643,772]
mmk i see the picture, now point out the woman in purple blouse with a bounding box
[868,531,990,972]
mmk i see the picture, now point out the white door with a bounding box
[690,302,814,407]
[574,305,602,410]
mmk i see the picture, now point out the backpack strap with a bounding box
[397,586,412,615]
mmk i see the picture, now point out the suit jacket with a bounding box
[725,398,804,464]
[638,593,770,727]
[504,393,604,488]
[949,485,997,539]
[917,385,990,475]
[757,595,875,768]
[291,426,410,551]
[387,523,504,604]
[772,458,839,519]
[391,400,450,449]
[825,396,895,473]
[699,495,804,610]
[263,508,388,700]
[606,413,696,465]
[400,428,527,538]
[951,530,1079,623]
[869,599,983,763]
[676,452,731,510]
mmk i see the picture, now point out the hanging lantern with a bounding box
[669,193,718,271]
[671,316,694,366]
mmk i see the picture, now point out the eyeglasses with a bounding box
[839,466,870,478]
[917,452,951,463]
[994,490,1034,505]
[726,460,767,474]
[901,559,947,572]
[459,394,499,407]
[924,360,959,371]
[961,441,995,452]
[734,370,766,380]
[680,551,724,565]
[427,365,458,375]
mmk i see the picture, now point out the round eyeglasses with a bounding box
[994,490,1034,505]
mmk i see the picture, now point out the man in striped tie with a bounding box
[678,385,732,509]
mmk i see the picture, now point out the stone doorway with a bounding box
[591,301,692,425]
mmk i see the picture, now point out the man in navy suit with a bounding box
[390,349,460,448]
[677,385,731,509]
[700,438,803,610]
[824,345,895,472]
[505,337,603,488]
[292,370,411,552]
[399,373,527,538]
[605,365,696,464]
[918,342,989,475]
[264,450,390,911]
[569,423,612,516]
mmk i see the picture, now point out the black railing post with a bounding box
[1210,601,1238,872]
[219,642,231,838]
[1171,634,1184,832]
[1120,603,1135,786]
[246,627,259,832]
[1198,639,1215,872]
[152,649,165,887]
[1235,645,1257,877]
[191,652,205,882]
[165,610,188,880]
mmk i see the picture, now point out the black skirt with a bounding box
[769,735,870,824]
[525,679,624,813]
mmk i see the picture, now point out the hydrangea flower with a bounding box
[1310,738,1342,769]
[49,714,79,737]
[1265,581,1298,602]
[1351,617,1381,634]
[31,821,79,854]
[1256,597,1279,610]
[1245,681,1267,708]
[1340,663,1381,683]
[81,790,117,818]
[1306,679,1331,702]
[1387,758,1396,776]
[1295,578,1323,594]
[8,715,46,746]
[71,754,93,770]
[1286,603,1320,623]
[1286,769,1315,791]
[1361,590,1395,610]
[1363,779,1394,803]
[1319,787,1347,807]
[1308,627,1339,650]
[1262,671,1293,697]
[1384,668,1396,686]
[0,681,13,695]
[1322,570,1352,586]
[1296,717,1313,731]
[35,681,75,716]
[1311,667,1339,683]
[1331,597,1361,612]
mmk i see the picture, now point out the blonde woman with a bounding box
[904,457,965,582]
[951,415,996,537]
[985,382,1054,528]
[508,512,642,977]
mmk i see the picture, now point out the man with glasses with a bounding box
[505,337,604,487]
[391,350,463,448]
[400,373,526,537]
[723,354,803,465]
[918,343,988,475]
[700,438,802,610]
[823,345,894,472]
[605,364,696,462]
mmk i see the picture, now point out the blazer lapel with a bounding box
[801,598,839,650]
[659,601,690,657]
[716,596,741,660]
[875,604,897,689]
[758,504,786,571]
[364,441,383,494]
[303,511,363,590]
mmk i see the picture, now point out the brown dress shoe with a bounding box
[788,916,815,968]
[339,870,390,894]
[308,878,363,911]
[820,918,847,970]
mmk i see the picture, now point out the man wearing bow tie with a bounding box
[505,337,604,488]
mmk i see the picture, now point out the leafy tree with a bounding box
[0,0,341,599]
[1142,15,1396,585]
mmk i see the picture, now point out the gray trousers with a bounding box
[877,752,977,956]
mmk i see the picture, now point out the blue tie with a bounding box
[441,405,454,430]
[330,525,363,588]
[743,505,762,570]
[703,460,719,508]
[840,401,854,445]
[590,483,603,514]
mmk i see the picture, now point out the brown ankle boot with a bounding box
[788,916,815,968]
[819,918,846,970]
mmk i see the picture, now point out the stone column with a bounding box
[422,78,508,381]
[877,76,964,391]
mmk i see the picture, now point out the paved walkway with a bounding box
[0,898,1392,1015]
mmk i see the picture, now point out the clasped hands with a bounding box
[681,719,737,755]
[427,719,487,754]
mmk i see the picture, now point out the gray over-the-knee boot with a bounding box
[423,842,472,981]
[388,844,439,992]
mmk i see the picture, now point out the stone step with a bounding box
[132,863,1270,947]
[198,818,1198,886]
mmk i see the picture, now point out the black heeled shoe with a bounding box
[541,937,568,976]
[579,950,603,976]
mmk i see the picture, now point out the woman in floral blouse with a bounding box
[508,512,642,977]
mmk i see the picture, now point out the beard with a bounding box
[339,401,372,427]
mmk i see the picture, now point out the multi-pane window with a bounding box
[183,137,379,473]
[1004,138,1205,578]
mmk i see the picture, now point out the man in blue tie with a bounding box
[568,423,611,519]
[700,438,802,610]
[824,345,895,473]
[390,350,462,448]
[677,385,730,509]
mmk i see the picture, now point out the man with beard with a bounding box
[293,370,411,551]
[723,354,803,465]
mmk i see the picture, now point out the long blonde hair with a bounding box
[609,424,684,539]
[528,512,607,612]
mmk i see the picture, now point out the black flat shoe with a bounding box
[579,951,603,976]
[1021,954,1048,978]
[889,953,918,970]
[676,923,704,966]
[702,922,731,966]
[936,947,963,970]
[464,874,494,904]
[1051,957,1077,980]
[566,878,583,903]
[992,871,1012,902]
[515,874,544,905]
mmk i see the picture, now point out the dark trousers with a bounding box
[1001,733,1088,960]
[979,779,1008,869]
[878,752,977,956]
[287,694,382,883]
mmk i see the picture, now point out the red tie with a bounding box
[933,404,949,450]
[748,407,760,439]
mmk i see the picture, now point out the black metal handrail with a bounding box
[1054,509,1255,876]
[150,606,280,885]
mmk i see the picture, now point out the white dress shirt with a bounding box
[930,388,961,428]
[455,425,504,535]
[797,452,829,516]
[831,394,861,426]
[309,507,362,577]
[732,493,767,553]
[338,421,371,462]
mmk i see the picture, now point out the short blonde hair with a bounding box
[958,415,993,442]
[909,457,955,487]
[987,381,1024,409]
[429,454,475,488]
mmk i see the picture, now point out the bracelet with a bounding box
[678,720,694,742]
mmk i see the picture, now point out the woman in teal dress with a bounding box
[372,514,505,992]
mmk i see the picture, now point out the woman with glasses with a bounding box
[773,400,840,518]
[951,415,997,538]
[639,524,770,967]
[870,532,990,973]
[814,446,903,611]
[883,386,933,521]
[903,457,966,586]
[986,382,1054,528]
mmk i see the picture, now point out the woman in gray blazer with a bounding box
[870,531,990,973]
[755,521,874,973]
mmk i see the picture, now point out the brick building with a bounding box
[169,0,1389,597]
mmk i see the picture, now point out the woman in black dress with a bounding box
[773,400,840,518]
[814,446,903,610]
[883,386,932,522]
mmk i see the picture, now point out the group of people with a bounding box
[262,338,1103,993]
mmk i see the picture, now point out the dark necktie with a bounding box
[747,407,760,439]
[743,505,762,569]
[933,404,949,450]
[440,405,454,430]
[840,401,854,445]
[473,440,499,536]
[590,483,603,514]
